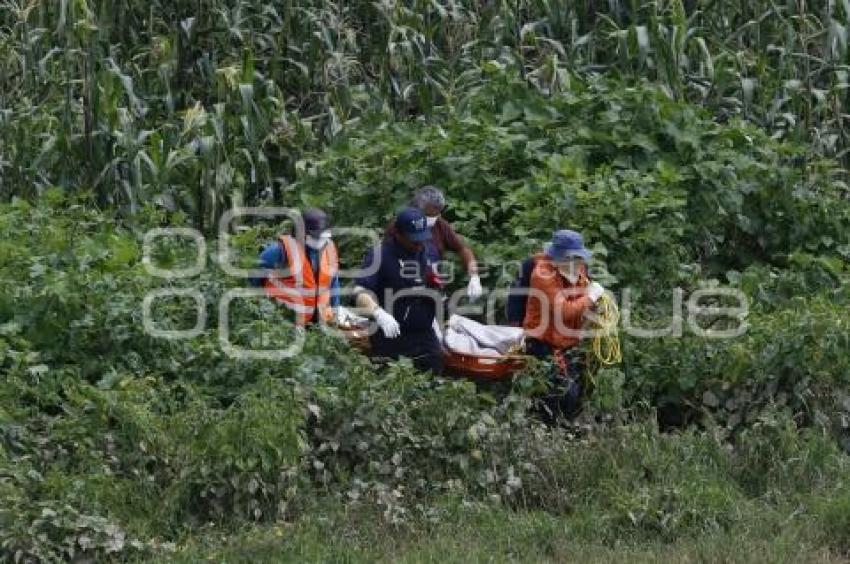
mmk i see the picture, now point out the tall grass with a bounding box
[1,0,850,226]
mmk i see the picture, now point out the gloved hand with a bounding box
[587,281,605,303]
[374,308,401,338]
[466,274,483,300]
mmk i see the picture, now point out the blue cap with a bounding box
[395,207,432,242]
[303,208,329,237]
[544,229,592,261]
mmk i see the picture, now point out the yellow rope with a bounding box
[590,292,622,366]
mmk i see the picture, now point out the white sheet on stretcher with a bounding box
[442,314,524,358]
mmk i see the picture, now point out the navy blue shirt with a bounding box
[357,238,440,333]
[505,256,536,325]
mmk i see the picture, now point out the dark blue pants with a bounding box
[525,338,583,421]
[371,329,444,375]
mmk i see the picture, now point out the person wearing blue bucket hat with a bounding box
[543,229,593,262]
[353,207,445,374]
[522,229,606,421]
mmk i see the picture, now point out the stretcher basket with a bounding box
[441,349,527,381]
[337,325,527,381]
[339,326,371,354]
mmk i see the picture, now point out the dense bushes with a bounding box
[3,0,850,559]
[627,293,850,431]
[1,77,849,559]
[297,75,850,286]
[0,193,539,558]
[295,75,850,432]
[307,359,546,516]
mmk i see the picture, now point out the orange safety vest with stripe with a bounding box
[263,235,339,325]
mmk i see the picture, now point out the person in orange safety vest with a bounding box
[522,229,606,421]
[251,208,341,326]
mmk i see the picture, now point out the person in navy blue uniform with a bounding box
[354,207,445,374]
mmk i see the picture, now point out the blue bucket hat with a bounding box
[544,229,592,262]
[395,207,432,242]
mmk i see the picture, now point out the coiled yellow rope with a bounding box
[589,292,622,365]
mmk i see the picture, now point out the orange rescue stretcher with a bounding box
[338,325,528,381]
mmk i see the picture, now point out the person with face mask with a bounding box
[522,229,606,421]
[385,185,482,301]
[251,208,342,326]
[354,207,445,374]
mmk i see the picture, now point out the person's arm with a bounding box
[355,289,400,338]
[441,221,478,274]
[459,247,478,275]
[354,247,400,338]
[556,290,594,330]
[522,285,542,334]
[354,290,380,316]
[354,248,381,315]
[521,264,547,336]
[250,242,285,286]
[329,274,341,308]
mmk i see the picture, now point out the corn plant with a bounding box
[4,0,850,227]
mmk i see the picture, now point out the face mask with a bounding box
[557,261,582,284]
[559,269,579,285]
[426,215,439,228]
[306,231,331,250]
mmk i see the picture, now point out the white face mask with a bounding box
[426,215,439,228]
[556,260,583,285]
[305,230,331,250]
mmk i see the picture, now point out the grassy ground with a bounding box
[167,500,845,563]
[164,419,850,563]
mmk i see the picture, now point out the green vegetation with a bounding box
[6,0,850,222]
[2,0,850,562]
[299,74,850,434]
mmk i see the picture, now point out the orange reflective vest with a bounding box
[264,235,338,325]
[522,254,593,350]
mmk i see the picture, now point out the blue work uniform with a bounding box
[356,237,443,374]
[250,241,341,308]
[505,256,536,325]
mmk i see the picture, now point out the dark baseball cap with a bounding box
[303,208,330,237]
[394,207,432,242]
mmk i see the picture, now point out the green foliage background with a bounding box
[6,0,850,225]
[1,0,850,561]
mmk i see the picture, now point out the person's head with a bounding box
[302,208,332,250]
[412,185,446,227]
[544,229,592,284]
[393,206,432,253]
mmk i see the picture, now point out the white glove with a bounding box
[587,281,605,303]
[466,275,483,300]
[374,308,401,338]
[334,305,368,327]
